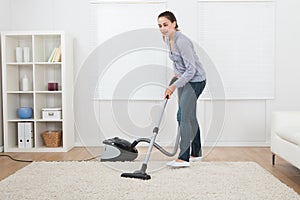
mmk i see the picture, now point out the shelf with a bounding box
[35,121,63,148]
[35,64,61,91]
[6,62,62,65]
[6,62,33,65]
[6,64,33,91]
[8,119,35,122]
[6,118,62,122]
[36,119,63,122]
[7,91,34,94]
[2,31,73,152]
[35,91,62,94]
[35,62,62,65]
[34,35,61,62]
[4,35,33,63]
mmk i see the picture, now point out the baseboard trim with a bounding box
[75,142,84,147]
[203,141,271,147]
[0,146,3,152]
[74,141,271,147]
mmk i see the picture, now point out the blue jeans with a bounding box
[177,80,206,162]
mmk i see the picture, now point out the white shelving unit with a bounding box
[1,31,74,152]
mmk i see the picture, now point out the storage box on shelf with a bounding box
[1,31,74,152]
[42,131,62,147]
[42,108,62,120]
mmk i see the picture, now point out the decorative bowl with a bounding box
[48,82,58,91]
[17,107,33,119]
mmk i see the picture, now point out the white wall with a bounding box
[0,0,10,30]
[0,0,300,147]
[273,0,300,107]
[265,0,300,143]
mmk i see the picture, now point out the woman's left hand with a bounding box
[164,84,176,99]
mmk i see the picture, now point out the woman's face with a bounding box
[157,16,176,38]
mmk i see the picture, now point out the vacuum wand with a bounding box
[140,76,177,165]
[121,77,178,180]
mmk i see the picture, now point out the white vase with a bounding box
[21,74,29,91]
[16,47,23,63]
[23,47,30,62]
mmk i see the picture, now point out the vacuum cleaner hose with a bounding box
[130,127,180,157]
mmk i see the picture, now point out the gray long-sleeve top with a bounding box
[166,31,206,88]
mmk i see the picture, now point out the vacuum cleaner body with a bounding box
[101,137,138,162]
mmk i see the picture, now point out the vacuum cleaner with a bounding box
[101,77,179,180]
[101,137,139,162]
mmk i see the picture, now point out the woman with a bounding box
[158,11,206,167]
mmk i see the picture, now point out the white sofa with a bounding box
[271,111,300,169]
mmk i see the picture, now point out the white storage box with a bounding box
[42,108,62,120]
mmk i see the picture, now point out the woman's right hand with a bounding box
[164,84,176,99]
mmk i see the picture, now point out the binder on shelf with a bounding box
[18,123,25,148]
[24,123,33,148]
[18,122,33,148]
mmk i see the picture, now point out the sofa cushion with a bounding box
[276,127,300,146]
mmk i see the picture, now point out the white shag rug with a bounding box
[0,161,299,200]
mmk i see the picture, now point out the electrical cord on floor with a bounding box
[0,155,33,163]
[0,154,102,163]
[82,154,102,161]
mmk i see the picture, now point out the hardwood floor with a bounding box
[0,147,299,195]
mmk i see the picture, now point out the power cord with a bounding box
[81,154,102,161]
[0,155,33,163]
[0,154,102,163]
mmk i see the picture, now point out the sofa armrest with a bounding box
[271,111,300,138]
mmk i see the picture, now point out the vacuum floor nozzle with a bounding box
[121,172,151,180]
